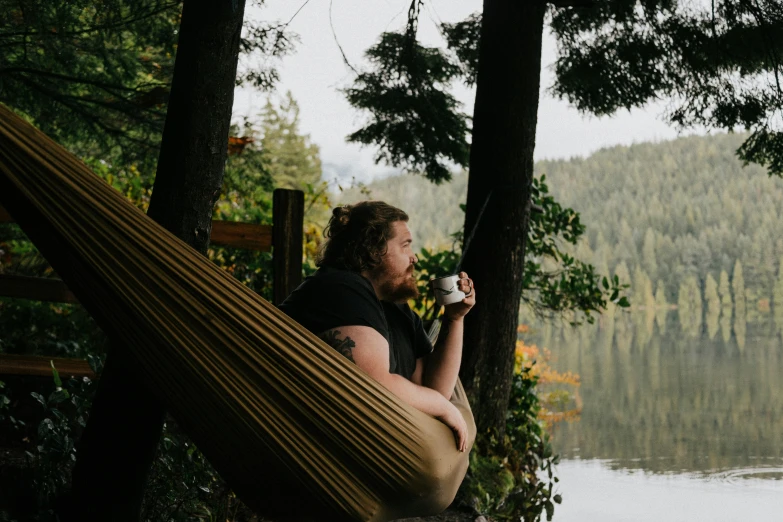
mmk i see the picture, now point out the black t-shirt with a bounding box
[278,266,432,379]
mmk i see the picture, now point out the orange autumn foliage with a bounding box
[515,325,582,427]
[227,136,254,156]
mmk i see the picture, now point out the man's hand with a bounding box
[436,400,468,452]
[420,272,474,400]
[443,271,475,322]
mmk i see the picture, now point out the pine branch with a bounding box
[551,0,595,7]
[0,2,180,39]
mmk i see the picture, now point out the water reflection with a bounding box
[553,460,783,522]
[530,310,783,475]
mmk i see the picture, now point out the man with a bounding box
[279,201,475,451]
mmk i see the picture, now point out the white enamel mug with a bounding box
[431,274,466,306]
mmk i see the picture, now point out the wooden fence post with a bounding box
[272,189,304,305]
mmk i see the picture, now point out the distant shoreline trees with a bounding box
[343,131,783,336]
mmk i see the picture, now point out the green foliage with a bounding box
[441,13,481,86]
[738,128,783,177]
[0,0,179,169]
[534,133,783,312]
[252,92,322,192]
[705,273,720,314]
[459,365,561,522]
[142,422,255,522]
[0,299,106,359]
[677,275,703,337]
[775,258,783,317]
[435,3,783,176]
[0,359,254,520]
[410,247,460,324]
[1,220,107,359]
[210,91,335,299]
[719,269,733,309]
[460,451,515,515]
[0,0,296,169]
[85,158,156,211]
[25,365,95,508]
[522,174,629,323]
[211,148,276,301]
[0,381,9,425]
[550,0,783,176]
[344,30,470,183]
[733,259,746,316]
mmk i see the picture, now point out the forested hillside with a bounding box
[339,132,783,318]
[338,173,468,251]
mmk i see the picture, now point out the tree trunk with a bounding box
[460,0,547,441]
[64,1,246,520]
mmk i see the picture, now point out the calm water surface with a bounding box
[531,311,783,521]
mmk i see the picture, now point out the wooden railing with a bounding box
[0,354,94,379]
[0,188,304,379]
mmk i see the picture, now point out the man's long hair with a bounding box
[317,201,408,272]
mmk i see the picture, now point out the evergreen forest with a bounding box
[339,132,783,330]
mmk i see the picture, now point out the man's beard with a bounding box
[374,265,420,303]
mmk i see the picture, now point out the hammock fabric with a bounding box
[0,103,476,521]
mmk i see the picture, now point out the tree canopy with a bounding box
[423,1,783,176]
[551,0,783,175]
[254,92,322,191]
[0,0,296,168]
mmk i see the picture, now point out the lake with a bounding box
[527,309,783,521]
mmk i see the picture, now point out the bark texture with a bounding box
[63,1,247,520]
[459,0,547,440]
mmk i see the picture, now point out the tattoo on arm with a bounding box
[319,330,357,363]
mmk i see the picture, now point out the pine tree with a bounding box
[732,260,746,322]
[613,262,631,332]
[719,269,733,312]
[614,261,631,288]
[654,280,668,310]
[592,243,610,282]
[258,92,322,191]
[774,256,783,319]
[654,279,669,334]
[641,228,658,282]
[704,273,720,318]
[705,273,720,340]
[630,265,656,313]
[732,259,747,350]
[677,280,691,333]
[720,313,732,344]
[678,276,702,337]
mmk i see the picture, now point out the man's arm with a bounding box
[318,325,467,451]
[421,318,464,399]
[421,272,476,399]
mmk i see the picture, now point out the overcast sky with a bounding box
[233,0,697,184]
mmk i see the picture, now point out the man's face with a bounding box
[370,221,419,303]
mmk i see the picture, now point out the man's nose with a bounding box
[411,254,418,264]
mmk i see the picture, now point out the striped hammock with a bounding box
[0,104,475,521]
